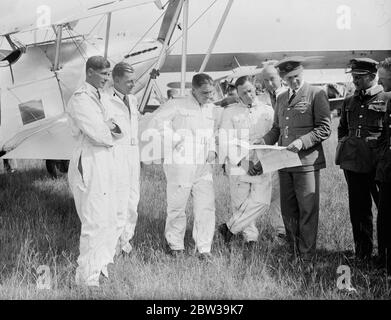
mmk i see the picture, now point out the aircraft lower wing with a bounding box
[1,114,76,160]
[160,50,391,72]
[1,111,159,161]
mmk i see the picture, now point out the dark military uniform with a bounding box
[376,99,391,267]
[262,57,331,261]
[337,58,388,259]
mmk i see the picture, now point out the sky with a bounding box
[3,0,391,51]
[98,0,391,52]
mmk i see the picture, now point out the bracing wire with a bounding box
[65,26,88,62]
[167,0,219,52]
[123,0,170,59]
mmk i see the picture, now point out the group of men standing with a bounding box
[337,57,391,273]
[67,57,140,286]
[217,57,331,267]
[66,54,391,287]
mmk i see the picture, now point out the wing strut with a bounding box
[139,0,184,112]
[104,12,112,59]
[180,0,189,96]
[53,25,63,71]
[198,0,234,73]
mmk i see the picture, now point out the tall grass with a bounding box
[0,118,390,299]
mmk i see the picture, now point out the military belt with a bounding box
[348,129,378,141]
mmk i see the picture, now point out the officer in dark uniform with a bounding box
[257,56,331,264]
[337,58,388,261]
[375,58,391,272]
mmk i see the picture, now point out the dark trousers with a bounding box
[377,181,391,267]
[279,170,320,261]
[343,170,378,259]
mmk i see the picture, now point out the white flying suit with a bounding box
[219,99,274,242]
[102,89,140,254]
[148,95,220,253]
[67,82,119,287]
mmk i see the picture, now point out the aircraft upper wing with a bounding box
[0,0,158,36]
[161,50,391,72]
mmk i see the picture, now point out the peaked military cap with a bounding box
[275,56,306,78]
[346,58,378,75]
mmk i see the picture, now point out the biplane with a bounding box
[1,0,390,176]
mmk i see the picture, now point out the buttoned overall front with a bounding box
[338,85,387,259]
[263,82,331,260]
[219,100,274,242]
[67,83,118,286]
[102,90,140,254]
[148,95,219,253]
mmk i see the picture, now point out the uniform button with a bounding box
[361,105,364,108]
[287,108,291,111]
[359,115,363,118]
[286,117,289,120]
[389,125,391,128]
[358,125,362,128]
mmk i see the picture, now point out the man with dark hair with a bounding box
[337,58,388,262]
[167,89,179,100]
[256,57,331,267]
[226,84,238,97]
[214,84,239,108]
[102,61,140,256]
[375,57,391,272]
[191,72,213,88]
[148,73,219,260]
[67,55,121,287]
[85,55,111,73]
[218,76,274,253]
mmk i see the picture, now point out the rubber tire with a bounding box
[46,160,69,178]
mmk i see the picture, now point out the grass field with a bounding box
[0,118,390,300]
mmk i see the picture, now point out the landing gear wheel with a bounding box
[46,160,69,178]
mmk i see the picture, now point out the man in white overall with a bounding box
[148,73,219,260]
[102,62,140,256]
[218,76,274,250]
[67,56,121,287]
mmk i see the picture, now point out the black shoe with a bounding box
[165,244,185,258]
[244,241,257,250]
[243,241,257,260]
[274,233,288,246]
[164,241,184,257]
[170,250,185,258]
[218,223,234,245]
[303,261,315,273]
[197,252,214,263]
[99,272,109,286]
[371,255,386,269]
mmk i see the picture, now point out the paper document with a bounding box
[253,146,302,173]
[249,145,285,151]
